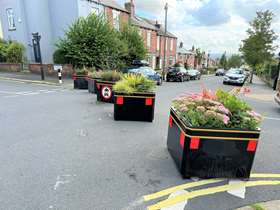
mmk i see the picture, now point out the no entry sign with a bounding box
[101,86,112,100]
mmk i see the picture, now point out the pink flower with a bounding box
[223,115,230,125]
[217,105,230,115]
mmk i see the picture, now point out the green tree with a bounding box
[6,42,25,63]
[0,39,8,62]
[239,10,278,83]
[227,54,243,69]
[219,52,227,69]
[120,24,147,66]
[56,13,127,69]
[195,48,203,68]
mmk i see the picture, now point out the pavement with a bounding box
[0,71,73,88]
[0,75,280,210]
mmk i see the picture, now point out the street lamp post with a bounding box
[162,3,168,80]
[276,52,280,90]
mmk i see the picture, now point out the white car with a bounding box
[223,69,246,86]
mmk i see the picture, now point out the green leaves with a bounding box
[113,74,156,94]
[0,40,25,63]
[240,10,278,77]
[55,14,147,69]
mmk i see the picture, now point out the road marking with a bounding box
[250,173,280,178]
[264,117,280,121]
[227,180,246,199]
[147,180,280,210]
[162,190,189,210]
[143,179,223,201]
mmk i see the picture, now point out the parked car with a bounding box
[166,67,190,82]
[128,67,163,85]
[215,69,225,76]
[187,69,201,80]
[275,90,280,106]
[223,69,246,86]
[132,60,149,67]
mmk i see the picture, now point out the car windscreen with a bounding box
[168,68,180,73]
[228,70,243,74]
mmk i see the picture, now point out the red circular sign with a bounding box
[101,86,112,100]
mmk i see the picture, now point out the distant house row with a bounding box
[0,0,215,69]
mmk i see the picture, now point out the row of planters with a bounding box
[73,70,156,122]
[73,70,263,179]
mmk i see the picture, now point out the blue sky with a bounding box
[117,0,280,55]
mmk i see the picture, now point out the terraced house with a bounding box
[0,0,177,69]
[124,0,177,69]
[0,0,129,63]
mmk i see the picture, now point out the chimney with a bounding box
[125,0,135,17]
[155,20,161,29]
[179,42,183,48]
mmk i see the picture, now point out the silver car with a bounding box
[223,69,246,86]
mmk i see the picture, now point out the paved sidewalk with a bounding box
[0,71,73,88]
[236,200,280,210]
[242,75,277,102]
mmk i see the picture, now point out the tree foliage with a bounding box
[119,24,147,66]
[1,41,25,63]
[227,54,243,69]
[239,10,278,82]
[219,52,227,69]
[56,14,146,70]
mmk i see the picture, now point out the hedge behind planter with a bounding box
[96,80,115,103]
[167,108,261,179]
[114,92,155,122]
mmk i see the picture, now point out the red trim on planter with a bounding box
[72,74,77,80]
[169,116,173,128]
[180,132,185,148]
[145,98,153,106]
[97,84,100,89]
[116,96,124,105]
[247,140,258,152]
[190,137,200,150]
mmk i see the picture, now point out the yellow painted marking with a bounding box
[250,173,280,178]
[147,181,280,210]
[143,179,223,201]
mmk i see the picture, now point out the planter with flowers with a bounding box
[113,74,156,122]
[72,69,88,89]
[87,71,102,94]
[167,89,262,179]
[96,71,122,103]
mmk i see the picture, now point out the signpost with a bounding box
[32,32,44,80]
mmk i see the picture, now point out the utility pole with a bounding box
[162,3,168,80]
[32,33,44,80]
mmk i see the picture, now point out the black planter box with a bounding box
[96,80,115,103]
[73,75,88,89]
[114,92,156,122]
[88,77,100,94]
[167,108,261,179]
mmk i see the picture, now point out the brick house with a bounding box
[177,42,196,69]
[125,0,177,70]
[0,0,129,63]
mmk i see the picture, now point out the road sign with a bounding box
[101,86,112,100]
[54,65,63,71]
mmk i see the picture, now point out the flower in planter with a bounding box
[172,89,262,130]
[113,74,156,94]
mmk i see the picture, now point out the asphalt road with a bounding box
[0,76,280,210]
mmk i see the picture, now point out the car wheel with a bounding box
[166,78,170,82]
[180,76,184,82]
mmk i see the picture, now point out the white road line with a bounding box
[264,117,280,121]
[3,95,19,98]
[21,92,40,96]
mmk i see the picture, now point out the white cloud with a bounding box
[118,0,280,54]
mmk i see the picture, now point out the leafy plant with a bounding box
[6,41,25,63]
[113,74,156,94]
[172,89,262,130]
[88,70,102,79]
[100,71,122,82]
[75,69,88,76]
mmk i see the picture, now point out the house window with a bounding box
[112,9,120,31]
[157,36,160,51]
[6,8,16,30]
[170,39,173,51]
[147,31,151,48]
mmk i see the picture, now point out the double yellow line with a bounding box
[143,173,280,210]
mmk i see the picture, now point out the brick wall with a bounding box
[0,63,22,72]
[29,64,74,77]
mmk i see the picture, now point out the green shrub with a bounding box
[100,71,122,82]
[0,39,8,62]
[113,74,156,94]
[6,42,25,63]
[53,49,69,64]
[88,70,102,78]
[75,69,88,76]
